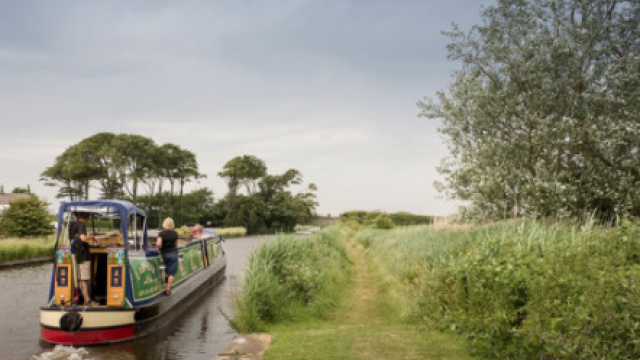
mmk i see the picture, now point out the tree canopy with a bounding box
[419,0,640,220]
[41,134,317,233]
[41,133,203,204]
[220,156,318,233]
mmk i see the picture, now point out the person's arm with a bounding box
[157,236,162,248]
[79,224,94,244]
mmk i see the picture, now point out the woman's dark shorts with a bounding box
[162,251,179,276]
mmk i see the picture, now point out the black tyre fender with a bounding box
[60,311,83,331]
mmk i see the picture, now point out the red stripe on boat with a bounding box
[41,325,135,345]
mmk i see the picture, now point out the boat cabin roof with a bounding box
[56,200,147,246]
[58,200,146,219]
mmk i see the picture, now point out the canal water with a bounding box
[0,236,270,360]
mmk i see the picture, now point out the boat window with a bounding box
[127,214,147,251]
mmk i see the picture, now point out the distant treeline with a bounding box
[340,211,433,226]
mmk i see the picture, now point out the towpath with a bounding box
[214,241,473,360]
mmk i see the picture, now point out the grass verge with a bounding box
[216,227,248,238]
[263,236,474,360]
[0,236,56,262]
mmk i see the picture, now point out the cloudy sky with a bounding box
[0,0,490,217]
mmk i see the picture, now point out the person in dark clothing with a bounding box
[70,212,97,306]
[157,217,179,295]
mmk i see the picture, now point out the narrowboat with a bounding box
[40,200,226,345]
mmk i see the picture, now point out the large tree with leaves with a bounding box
[420,0,640,220]
[218,155,267,212]
[218,155,317,233]
[41,133,204,208]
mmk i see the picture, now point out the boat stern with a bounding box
[40,307,136,345]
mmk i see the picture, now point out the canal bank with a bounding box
[236,242,473,360]
[214,334,273,360]
[0,256,52,269]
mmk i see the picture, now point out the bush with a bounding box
[341,210,432,228]
[389,211,433,226]
[232,227,352,332]
[0,196,55,237]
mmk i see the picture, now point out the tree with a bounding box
[419,0,640,220]
[81,132,124,199]
[224,195,267,234]
[0,196,54,237]
[112,134,157,202]
[219,155,267,211]
[41,133,204,210]
[41,141,103,200]
[218,156,318,234]
[258,170,317,231]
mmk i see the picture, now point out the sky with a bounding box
[0,0,491,217]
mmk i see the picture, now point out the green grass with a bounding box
[232,227,352,332]
[262,234,474,360]
[0,236,56,262]
[234,224,474,359]
[216,227,247,237]
[265,322,473,360]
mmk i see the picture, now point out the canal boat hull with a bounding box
[40,258,226,345]
[39,200,227,346]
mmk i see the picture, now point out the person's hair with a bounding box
[162,218,175,230]
[76,212,90,220]
[194,224,203,230]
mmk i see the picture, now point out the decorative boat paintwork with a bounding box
[40,200,226,345]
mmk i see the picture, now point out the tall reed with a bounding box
[0,236,56,262]
[215,227,247,238]
[354,221,640,359]
[232,227,352,332]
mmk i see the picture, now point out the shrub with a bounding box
[341,210,431,228]
[389,212,434,226]
[0,196,55,237]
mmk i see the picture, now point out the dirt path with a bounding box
[338,243,473,359]
[255,241,474,359]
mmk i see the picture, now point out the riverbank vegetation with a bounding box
[0,236,56,262]
[354,221,640,359]
[341,210,433,227]
[215,227,247,238]
[233,225,475,359]
[0,226,245,263]
[232,227,352,332]
[0,196,55,237]
[235,220,640,359]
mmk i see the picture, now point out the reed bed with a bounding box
[354,221,640,360]
[215,227,247,238]
[232,227,352,332]
[0,236,56,262]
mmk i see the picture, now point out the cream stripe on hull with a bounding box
[41,309,135,328]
